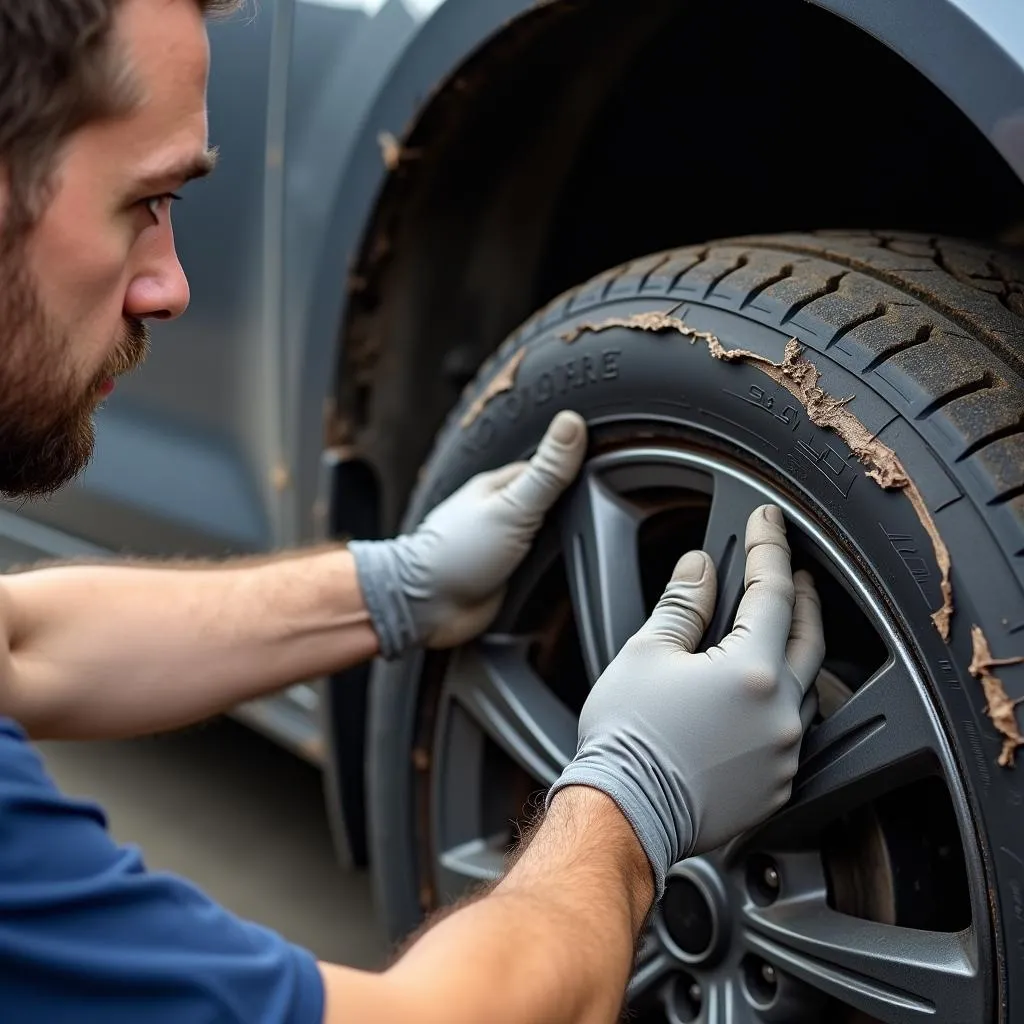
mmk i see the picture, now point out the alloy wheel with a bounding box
[418,441,990,1023]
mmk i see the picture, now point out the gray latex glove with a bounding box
[546,504,825,899]
[350,410,588,659]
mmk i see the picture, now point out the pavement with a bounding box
[38,717,388,970]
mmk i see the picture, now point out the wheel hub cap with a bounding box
[659,860,729,966]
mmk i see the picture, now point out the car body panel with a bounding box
[0,0,1022,759]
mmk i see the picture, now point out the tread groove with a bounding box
[956,419,1024,462]
[989,482,1024,507]
[864,324,933,373]
[669,248,709,290]
[914,373,996,420]
[739,264,795,309]
[704,254,750,298]
[599,266,628,302]
[638,254,671,291]
[732,238,1024,377]
[825,302,888,349]
[779,272,847,324]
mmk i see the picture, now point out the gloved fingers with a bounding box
[799,683,820,732]
[729,505,795,662]
[639,550,717,653]
[426,589,505,650]
[500,410,588,515]
[424,466,523,519]
[786,569,826,693]
[475,461,528,494]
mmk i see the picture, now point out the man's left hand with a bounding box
[349,410,588,658]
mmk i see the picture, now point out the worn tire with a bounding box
[368,231,1024,1017]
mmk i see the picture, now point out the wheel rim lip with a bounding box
[424,440,992,1020]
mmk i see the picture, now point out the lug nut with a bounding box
[747,855,782,905]
[743,955,781,1009]
[688,982,702,1004]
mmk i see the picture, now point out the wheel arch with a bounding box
[283,0,550,540]
[286,0,1024,542]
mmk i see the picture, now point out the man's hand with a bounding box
[349,410,587,658]
[547,503,825,896]
[310,504,825,1024]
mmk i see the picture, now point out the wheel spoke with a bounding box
[749,655,940,844]
[561,467,647,682]
[627,940,674,1003]
[700,471,768,646]
[436,836,506,902]
[445,638,578,789]
[743,897,979,1022]
[702,979,754,1024]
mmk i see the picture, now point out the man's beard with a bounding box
[0,251,149,500]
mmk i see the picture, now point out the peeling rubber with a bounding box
[377,130,422,172]
[460,347,527,428]
[969,625,1024,767]
[562,310,955,638]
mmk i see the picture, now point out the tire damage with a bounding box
[560,310,955,639]
[377,131,421,172]
[460,347,528,428]
[969,626,1024,767]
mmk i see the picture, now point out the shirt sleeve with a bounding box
[0,718,325,1024]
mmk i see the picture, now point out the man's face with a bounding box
[0,0,213,498]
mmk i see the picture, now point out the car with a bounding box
[3,0,1023,1020]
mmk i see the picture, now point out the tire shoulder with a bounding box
[447,234,1024,518]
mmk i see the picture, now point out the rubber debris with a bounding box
[969,625,1024,767]
[377,131,421,172]
[460,348,527,428]
[562,311,955,638]
[270,461,291,493]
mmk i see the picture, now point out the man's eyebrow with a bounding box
[134,147,219,192]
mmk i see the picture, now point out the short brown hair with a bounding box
[0,0,239,234]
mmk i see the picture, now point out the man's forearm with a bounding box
[0,548,379,738]
[319,787,654,1024]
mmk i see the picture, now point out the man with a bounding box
[0,0,825,1021]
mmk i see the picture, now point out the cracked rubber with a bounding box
[368,231,1024,1020]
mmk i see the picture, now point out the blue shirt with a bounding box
[0,717,324,1023]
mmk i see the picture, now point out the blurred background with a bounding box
[39,721,387,969]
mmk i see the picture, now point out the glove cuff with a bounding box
[348,539,421,660]
[547,761,693,901]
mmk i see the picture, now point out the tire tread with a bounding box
[449,232,1024,514]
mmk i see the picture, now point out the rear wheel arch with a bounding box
[321,0,1024,540]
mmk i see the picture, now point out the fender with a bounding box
[281,0,1024,545]
[280,0,529,544]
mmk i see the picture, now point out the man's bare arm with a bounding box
[0,413,589,740]
[317,787,654,1024]
[0,548,379,739]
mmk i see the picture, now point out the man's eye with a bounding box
[143,192,183,220]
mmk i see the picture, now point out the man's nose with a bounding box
[124,231,190,321]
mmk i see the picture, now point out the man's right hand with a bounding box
[314,504,824,1024]
[547,503,825,897]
